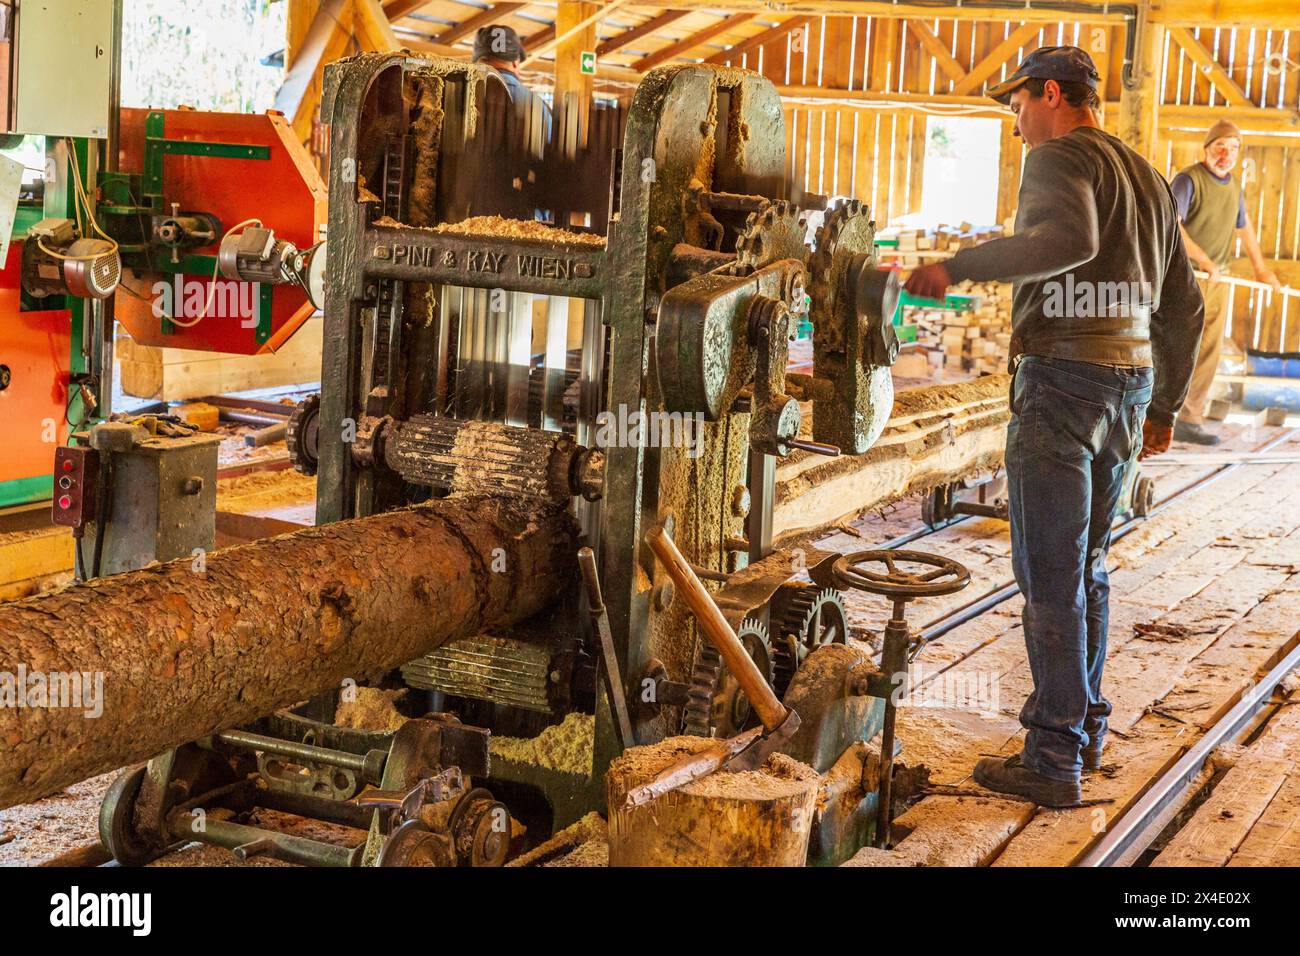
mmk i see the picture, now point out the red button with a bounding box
[58,495,72,509]
[62,459,74,471]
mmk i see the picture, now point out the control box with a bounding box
[51,445,98,529]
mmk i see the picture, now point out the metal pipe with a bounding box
[1077,640,1300,867]
[168,812,362,867]
[215,730,387,784]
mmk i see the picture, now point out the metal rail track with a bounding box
[1077,641,1300,867]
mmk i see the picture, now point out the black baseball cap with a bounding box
[986,45,1101,104]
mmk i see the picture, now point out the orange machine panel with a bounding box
[0,240,70,486]
[113,108,327,355]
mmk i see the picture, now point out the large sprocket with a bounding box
[808,200,894,453]
[771,585,849,696]
[731,200,810,276]
[682,618,774,738]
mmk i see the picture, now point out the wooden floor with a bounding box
[831,420,1300,867]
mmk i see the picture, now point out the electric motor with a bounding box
[21,219,121,300]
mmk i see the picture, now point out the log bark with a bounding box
[774,374,1010,544]
[0,497,576,810]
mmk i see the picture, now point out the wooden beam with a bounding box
[597,10,690,57]
[381,0,431,20]
[354,0,403,51]
[523,0,631,65]
[1119,12,1164,160]
[435,3,526,46]
[905,19,967,86]
[275,0,356,143]
[630,1,1130,26]
[524,25,556,53]
[1167,26,1254,109]
[634,12,756,72]
[951,22,1042,97]
[554,1,597,143]
[705,15,812,65]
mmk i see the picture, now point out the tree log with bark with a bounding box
[0,497,576,810]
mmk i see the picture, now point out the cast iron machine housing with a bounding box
[100,52,908,866]
[309,51,908,846]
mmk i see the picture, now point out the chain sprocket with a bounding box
[771,585,849,696]
[682,618,774,738]
[809,200,876,353]
[287,392,321,476]
[730,200,810,276]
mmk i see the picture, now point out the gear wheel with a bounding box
[682,618,773,738]
[771,585,849,696]
[731,200,810,275]
[809,200,876,353]
[286,393,321,476]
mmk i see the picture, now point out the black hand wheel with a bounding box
[831,549,971,599]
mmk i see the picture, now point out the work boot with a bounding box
[1173,420,1221,446]
[972,753,1081,807]
[1082,746,1103,774]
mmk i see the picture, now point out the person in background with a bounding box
[1171,120,1284,446]
[473,25,530,104]
[904,46,1204,807]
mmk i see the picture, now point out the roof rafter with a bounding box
[704,15,811,65]
[634,12,756,73]
[435,3,527,45]
[596,10,690,57]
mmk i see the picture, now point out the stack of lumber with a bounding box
[886,222,1006,268]
[909,280,1014,377]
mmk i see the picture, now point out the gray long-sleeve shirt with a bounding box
[945,126,1205,426]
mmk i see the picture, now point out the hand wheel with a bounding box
[831,549,970,599]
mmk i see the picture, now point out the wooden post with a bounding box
[1118,11,1165,161]
[554,1,597,151]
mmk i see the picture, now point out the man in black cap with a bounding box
[905,46,1204,806]
[473,24,532,106]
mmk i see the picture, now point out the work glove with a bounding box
[1139,420,1172,460]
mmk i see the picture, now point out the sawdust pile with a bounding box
[508,810,608,867]
[543,837,609,867]
[334,687,409,733]
[490,712,594,775]
[434,216,606,247]
[683,752,818,801]
[608,736,818,802]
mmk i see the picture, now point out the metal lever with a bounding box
[578,547,635,751]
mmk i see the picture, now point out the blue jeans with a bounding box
[1006,356,1153,782]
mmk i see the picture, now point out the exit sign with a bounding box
[580,51,596,75]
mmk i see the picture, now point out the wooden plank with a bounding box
[597,10,689,57]
[275,0,355,143]
[633,12,756,72]
[118,318,325,403]
[381,0,431,21]
[1167,26,1254,108]
[951,22,1041,96]
[1153,704,1300,866]
[906,18,966,87]
[1229,766,1300,866]
[705,15,811,64]
[554,0,597,142]
[524,0,631,64]
[434,3,527,45]
[353,0,403,51]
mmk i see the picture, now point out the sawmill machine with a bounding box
[98,52,964,867]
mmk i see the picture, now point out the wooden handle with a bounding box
[645,525,787,732]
